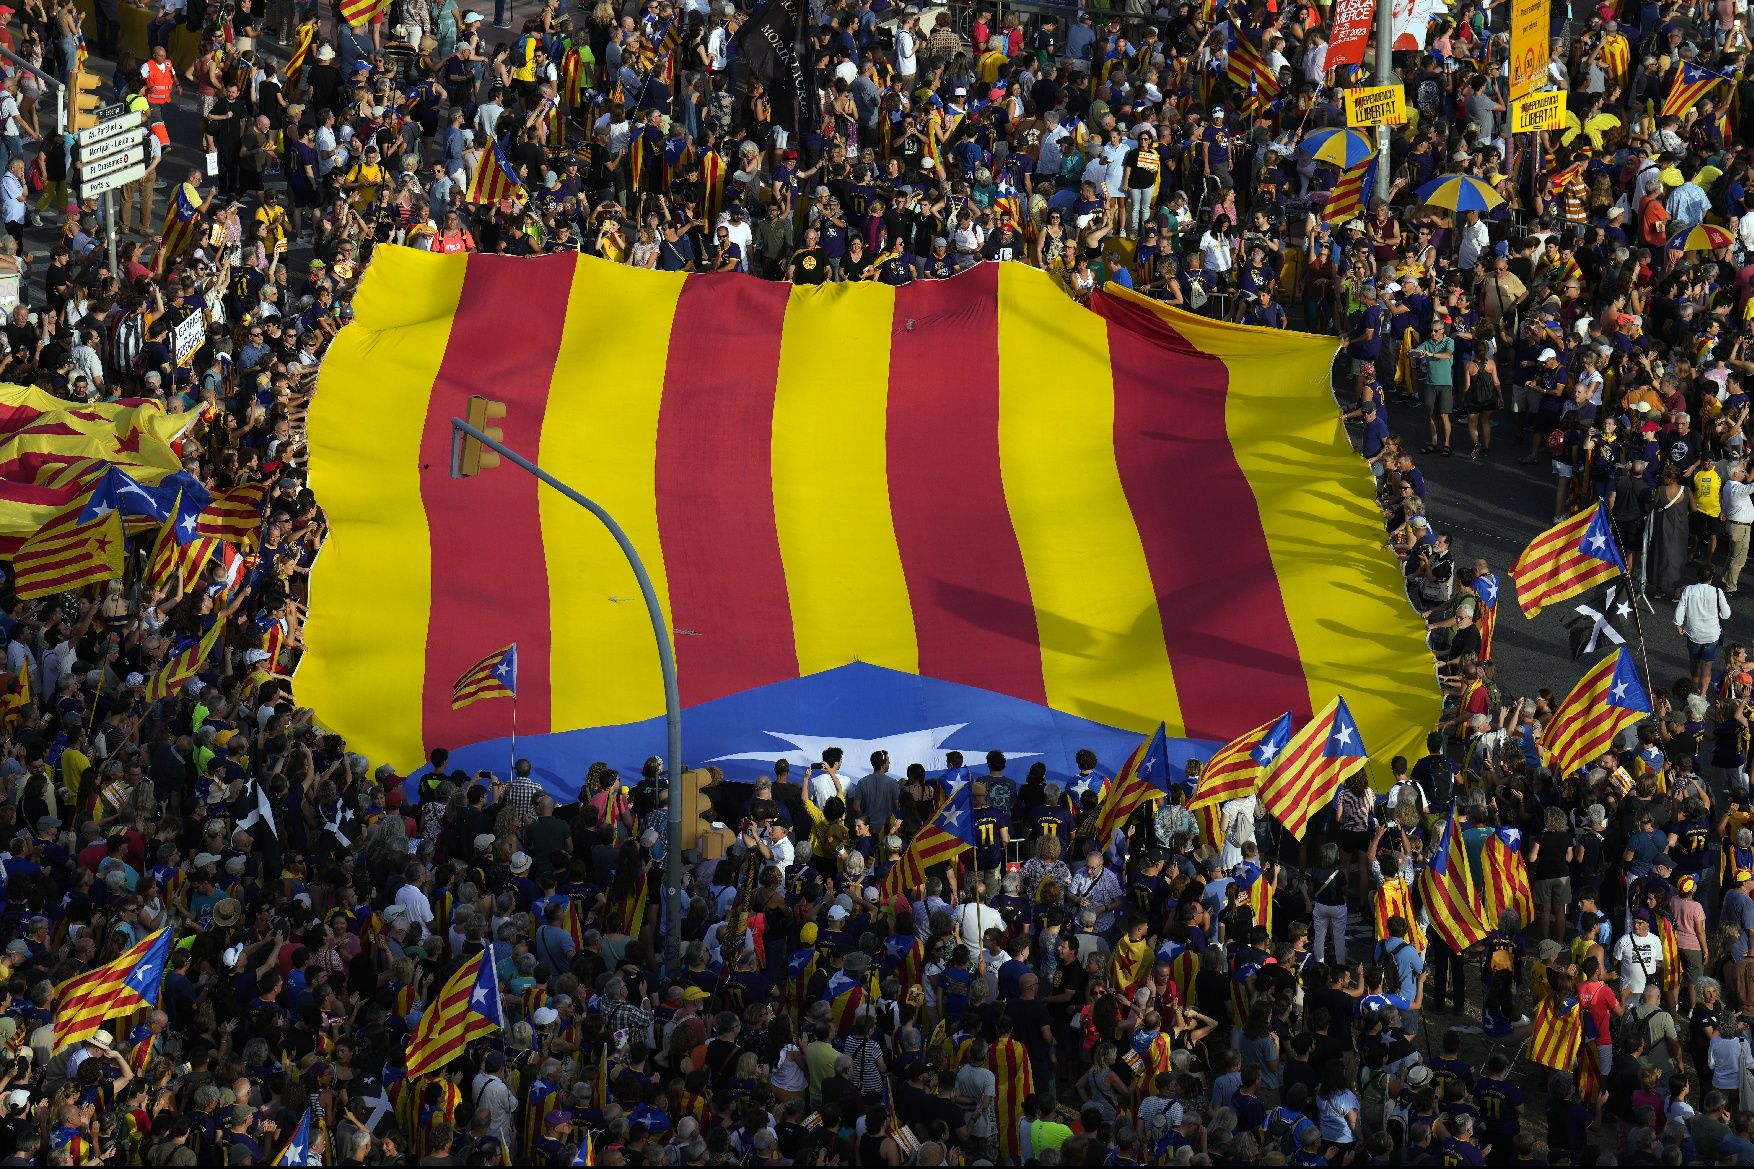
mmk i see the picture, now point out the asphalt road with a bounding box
[1368,394,1696,713]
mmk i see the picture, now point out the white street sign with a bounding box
[81,161,144,197]
[78,144,144,183]
[77,112,143,151]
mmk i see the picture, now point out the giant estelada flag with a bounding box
[303,249,1437,799]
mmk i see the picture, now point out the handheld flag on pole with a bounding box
[1322,160,1373,225]
[1540,647,1651,778]
[466,142,526,206]
[878,782,976,903]
[1563,579,1632,661]
[1473,570,1500,660]
[1662,61,1726,117]
[403,945,503,1080]
[195,481,269,546]
[1259,696,1365,839]
[145,622,222,703]
[52,928,172,1050]
[1420,810,1489,952]
[1189,712,1292,810]
[269,1108,316,1166]
[452,644,518,709]
[1483,827,1535,928]
[1510,501,1626,618]
[1091,723,1175,847]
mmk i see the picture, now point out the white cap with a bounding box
[532,1007,559,1026]
[4,1090,28,1110]
[827,904,850,921]
[1538,347,1558,361]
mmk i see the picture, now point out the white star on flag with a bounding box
[1612,680,1628,701]
[494,660,511,678]
[1587,533,1606,552]
[286,1142,304,1165]
[708,725,1038,779]
[359,1088,393,1133]
[940,805,966,830]
[472,983,490,1006]
[1257,740,1280,763]
[179,513,197,535]
[1333,722,1355,748]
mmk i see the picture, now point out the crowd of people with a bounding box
[0,0,1749,1162]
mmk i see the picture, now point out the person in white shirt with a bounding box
[1723,459,1754,592]
[806,749,851,807]
[471,1052,519,1138]
[393,862,435,928]
[1613,915,1665,997]
[1675,564,1733,693]
[957,881,1004,957]
[1457,208,1491,269]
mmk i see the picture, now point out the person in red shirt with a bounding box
[1577,954,1624,1075]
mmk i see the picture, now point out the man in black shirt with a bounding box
[790,227,828,284]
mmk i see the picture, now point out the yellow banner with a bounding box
[1511,90,1566,133]
[1510,0,1549,99]
[1345,85,1407,127]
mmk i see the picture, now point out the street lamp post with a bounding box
[450,416,685,976]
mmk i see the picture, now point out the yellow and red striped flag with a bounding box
[0,661,29,733]
[52,928,172,1050]
[1259,696,1365,839]
[12,509,124,598]
[990,1035,1034,1161]
[466,142,525,205]
[154,182,204,275]
[1188,711,1292,811]
[300,252,1439,791]
[879,784,976,903]
[1663,61,1725,117]
[339,0,390,26]
[1600,32,1630,90]
[1529,993,1583,1070]
[1225,25,1275,90]
[1510,501,1626,618]
[404,945,503,1080]
[1323,159,1372,225]
[1091,723,1176,848]
[1483,827,1534,929]
[1373,874,1426,952]
[1541,647,1652,778]
[145,621,223,703]
[144,513,218,595]
[195,482,268,546]
[1239,861,1273,935]
[1420,810,1489,952]
[451,643,518,710]
[283,20,317,86]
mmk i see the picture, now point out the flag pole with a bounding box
[509,690,519,783]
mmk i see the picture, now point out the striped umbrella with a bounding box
[1298,128,1374,169]
[1669,223,1735,251]
[1416,173,1505,213]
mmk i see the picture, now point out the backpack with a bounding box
[1379,939,1408,996]
[1267,1106,1312,1155]
[1187,277,1209,310]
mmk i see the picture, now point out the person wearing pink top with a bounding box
[1670,874,1710,987]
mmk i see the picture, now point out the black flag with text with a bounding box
[733,0,818,137]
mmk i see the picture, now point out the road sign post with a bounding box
[76,109,147,272]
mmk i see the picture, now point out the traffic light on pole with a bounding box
[69,66,103,133]
[455,396,506,477]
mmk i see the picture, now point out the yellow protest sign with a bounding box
[1510,0,1549,99]
[1345,85,1407,127]
[1510,90,1566,133]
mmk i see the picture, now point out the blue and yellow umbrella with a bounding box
[1299,128,1374,169]
[1415,173,1505,213]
